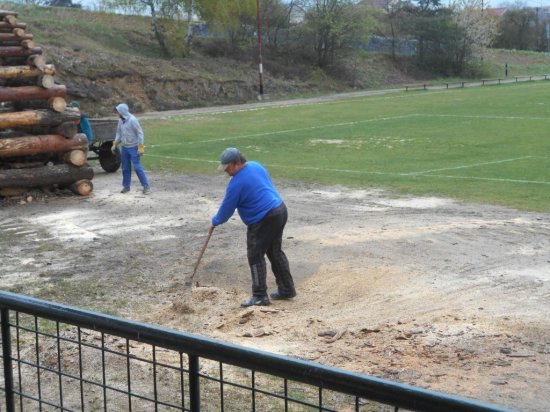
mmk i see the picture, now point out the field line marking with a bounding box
[407,156,533,175]
[424,113,550,121]
[148,111,550,149]
[420,174,550,185]
[148,114,421,148]
[145,154,550,185]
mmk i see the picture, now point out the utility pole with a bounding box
[256,0,264,99]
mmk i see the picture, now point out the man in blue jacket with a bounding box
[68,101,93,146]
[209,148,296,307]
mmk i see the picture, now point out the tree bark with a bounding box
[61,149,87,166]
[3,15,17,26]
[0,46,42,58]
[0,164,94,189]
[26,54,45,68]
[0,133,87,158]
[52,121,77,138]
[13,96,66,113]
[2,64,55,78]
[0,32,33,41]
[20,39,35,49]
[0,22,26,32]
[2,161,44,169]
[0,108,79,130]
[70,179,93,196]
[0,11,19,18]
[0,84,66,102]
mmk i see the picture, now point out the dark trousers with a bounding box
[246,203,295,298]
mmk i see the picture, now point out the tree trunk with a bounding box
[0,32,33,41]
[185,0,195,46]
[13,96,66,113]
[3,15,17,26]
[0,64,54,79]
[0,133,87,158]
[27,54,45,68]
[52,121,77,138]
[0,84,66,103]
[0,22,26,32]
[70,179,93,196]
[61,149,87,166]
[0,164,94,189]
[0,108,79,130]
[20,39,35,49]
[0,46,42,58]
[0,11,19,18]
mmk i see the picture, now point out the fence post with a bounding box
[1,309,15,412]
[189,355,200,412]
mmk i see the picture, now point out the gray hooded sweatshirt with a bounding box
[114,103,144,147]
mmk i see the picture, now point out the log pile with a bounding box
[0,10,94,198]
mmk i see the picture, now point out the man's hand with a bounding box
[138,144,144,156]
[111,142,118,153]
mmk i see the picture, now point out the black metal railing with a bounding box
[0,291,514,412]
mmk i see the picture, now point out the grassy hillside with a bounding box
[5,2,550,115]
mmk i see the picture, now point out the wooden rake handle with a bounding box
[190,228,214,280]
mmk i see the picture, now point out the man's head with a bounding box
[115,103,130,119]
[218,147,246,175]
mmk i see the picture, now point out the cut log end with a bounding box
[38,74,55,89]
[62,149,87,167]
[49,96,67,112]
[70,179,93,196]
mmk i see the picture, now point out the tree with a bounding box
[196,0,256,45]
[102,0,171,56]
[297,0,370,68]
[493,7,538,50]
[261,0,296,48]
[372,0,411,60]
[450,0,498,62]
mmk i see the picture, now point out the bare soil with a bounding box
[1,167,549,412]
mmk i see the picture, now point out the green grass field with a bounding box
[141,81,550,212]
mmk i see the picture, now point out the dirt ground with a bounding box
[1,166,549,412]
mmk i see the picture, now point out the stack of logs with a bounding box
[0,9,94,198]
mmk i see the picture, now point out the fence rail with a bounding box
[0,291,513,412]
[405,74,550,91]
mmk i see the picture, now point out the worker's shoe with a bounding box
[143,186,151,195]
[121,187,130,193]
[240,296,270,307]
[270,291,297,300]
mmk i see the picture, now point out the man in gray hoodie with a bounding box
[113,103,151,194]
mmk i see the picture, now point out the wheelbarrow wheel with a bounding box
[99,142,121,173]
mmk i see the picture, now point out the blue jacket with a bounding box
[78,114,93,145]
[212,162,283,226]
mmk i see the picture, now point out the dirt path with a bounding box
[1,167,549,411]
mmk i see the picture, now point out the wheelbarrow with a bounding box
[88,119,121,173]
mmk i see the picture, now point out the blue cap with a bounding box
[218,148,241,170]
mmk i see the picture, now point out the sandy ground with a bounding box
[1,166,549,411]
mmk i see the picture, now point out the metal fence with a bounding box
[0,291,513,412]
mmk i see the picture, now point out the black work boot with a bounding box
[241,296,270,307]
[270,291,297,300]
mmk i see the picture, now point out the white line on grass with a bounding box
[145,154,550,185]
[148,114,421,148]
[406,156,534,175]
[420,174,550,185]
[425,114,550,121]
[148,111,550,150]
